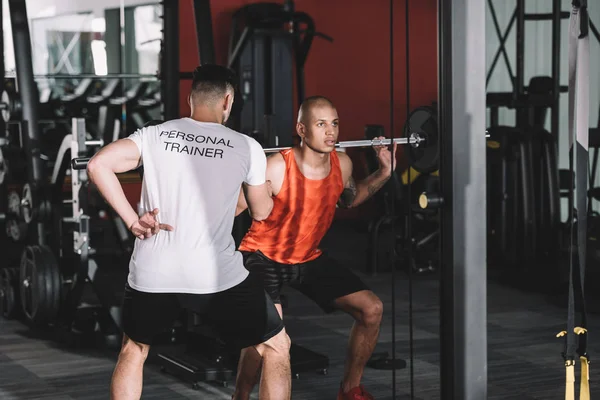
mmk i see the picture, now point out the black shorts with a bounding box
[241,251,370,313]
[121,274,284,348]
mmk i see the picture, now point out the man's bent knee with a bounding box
[361,297,384,327]
[119,335,150,362]
[254,329,291,358]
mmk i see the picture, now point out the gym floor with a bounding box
[0,220,597,400]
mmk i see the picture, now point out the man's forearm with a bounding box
[352,169,391,207]
[88,166,139,228]
[236,188,248,216]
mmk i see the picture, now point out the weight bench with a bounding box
[156,293,330,390]
[157,313,235,389]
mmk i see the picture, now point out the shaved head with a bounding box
[295,95,339,154]
[298,96,336,124]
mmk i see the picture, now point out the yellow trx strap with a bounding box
[580,355,590,400]
[557,328,590,400]
[561,1,590,398]
[566,360,576,400]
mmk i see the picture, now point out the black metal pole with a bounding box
[515,0,526,129]
[551,0,561,148]
[516,0,525,98]
[590,18,600,43]
[439,1,488,399]
[162,0,180,120]
[8,0,44,185]
[438,0,455,395]
[486,10,517,87]
[486,1,516,88]
[0,2,5,135]
[193,0,216,65]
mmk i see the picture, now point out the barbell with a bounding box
[0,90,21,123]
[69,107,489,173]
[70,132,429,171]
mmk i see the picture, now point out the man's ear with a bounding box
[224,92,234,113]
[296,122,306,139]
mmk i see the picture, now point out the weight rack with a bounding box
[57,118,123,342]
[2,117,127,347]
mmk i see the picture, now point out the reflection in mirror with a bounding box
[31,12,100,76]
[133,4,161,75]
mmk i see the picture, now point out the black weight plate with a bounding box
[1,268,16,319]
[39,245,61,324]
[45,246,62,321]
[404,106,439,174]
[19,245,61,325]
[20,246,37,323]
[9,267,21,313]
[6,268,17,319]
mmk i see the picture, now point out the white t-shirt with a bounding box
[125,117,266,294]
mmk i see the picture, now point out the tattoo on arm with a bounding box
[338,176,358,208]
[367,179,387,197]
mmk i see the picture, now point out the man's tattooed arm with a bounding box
[337,172,391,209]
[338,176,358,208]
[366,178,388,197]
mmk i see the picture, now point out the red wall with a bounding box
[177,0,438,217]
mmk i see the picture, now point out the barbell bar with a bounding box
[70,133,427,170]
[70,131,493,171]
[264,133,424,154]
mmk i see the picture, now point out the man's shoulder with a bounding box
[335,150,352,167]
[267,151,285,168]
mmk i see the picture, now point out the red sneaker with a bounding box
[337,385,375,400]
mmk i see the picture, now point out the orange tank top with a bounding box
[238,149,345,264]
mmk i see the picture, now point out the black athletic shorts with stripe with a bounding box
[121,273,284,348]
[241,250,369,313]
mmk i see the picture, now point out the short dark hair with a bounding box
[191,64,238,101]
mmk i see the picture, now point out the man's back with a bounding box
[126,117,266,294]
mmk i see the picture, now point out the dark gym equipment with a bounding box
[9,1,43,192]
[157,300,330,388]
[227,1,332,148]
[486,126,537,269]
[403,105,439,174]
[366,107,441,276]
[19,244,62,325]
[0,267,20,319]
[485,71,576,288]
[0,0,226,364]
[158,351,233,389]
[484,0,582,285]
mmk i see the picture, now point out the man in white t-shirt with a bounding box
[87,65,291,400]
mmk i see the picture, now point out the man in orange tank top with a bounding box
[233,96,396,400]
